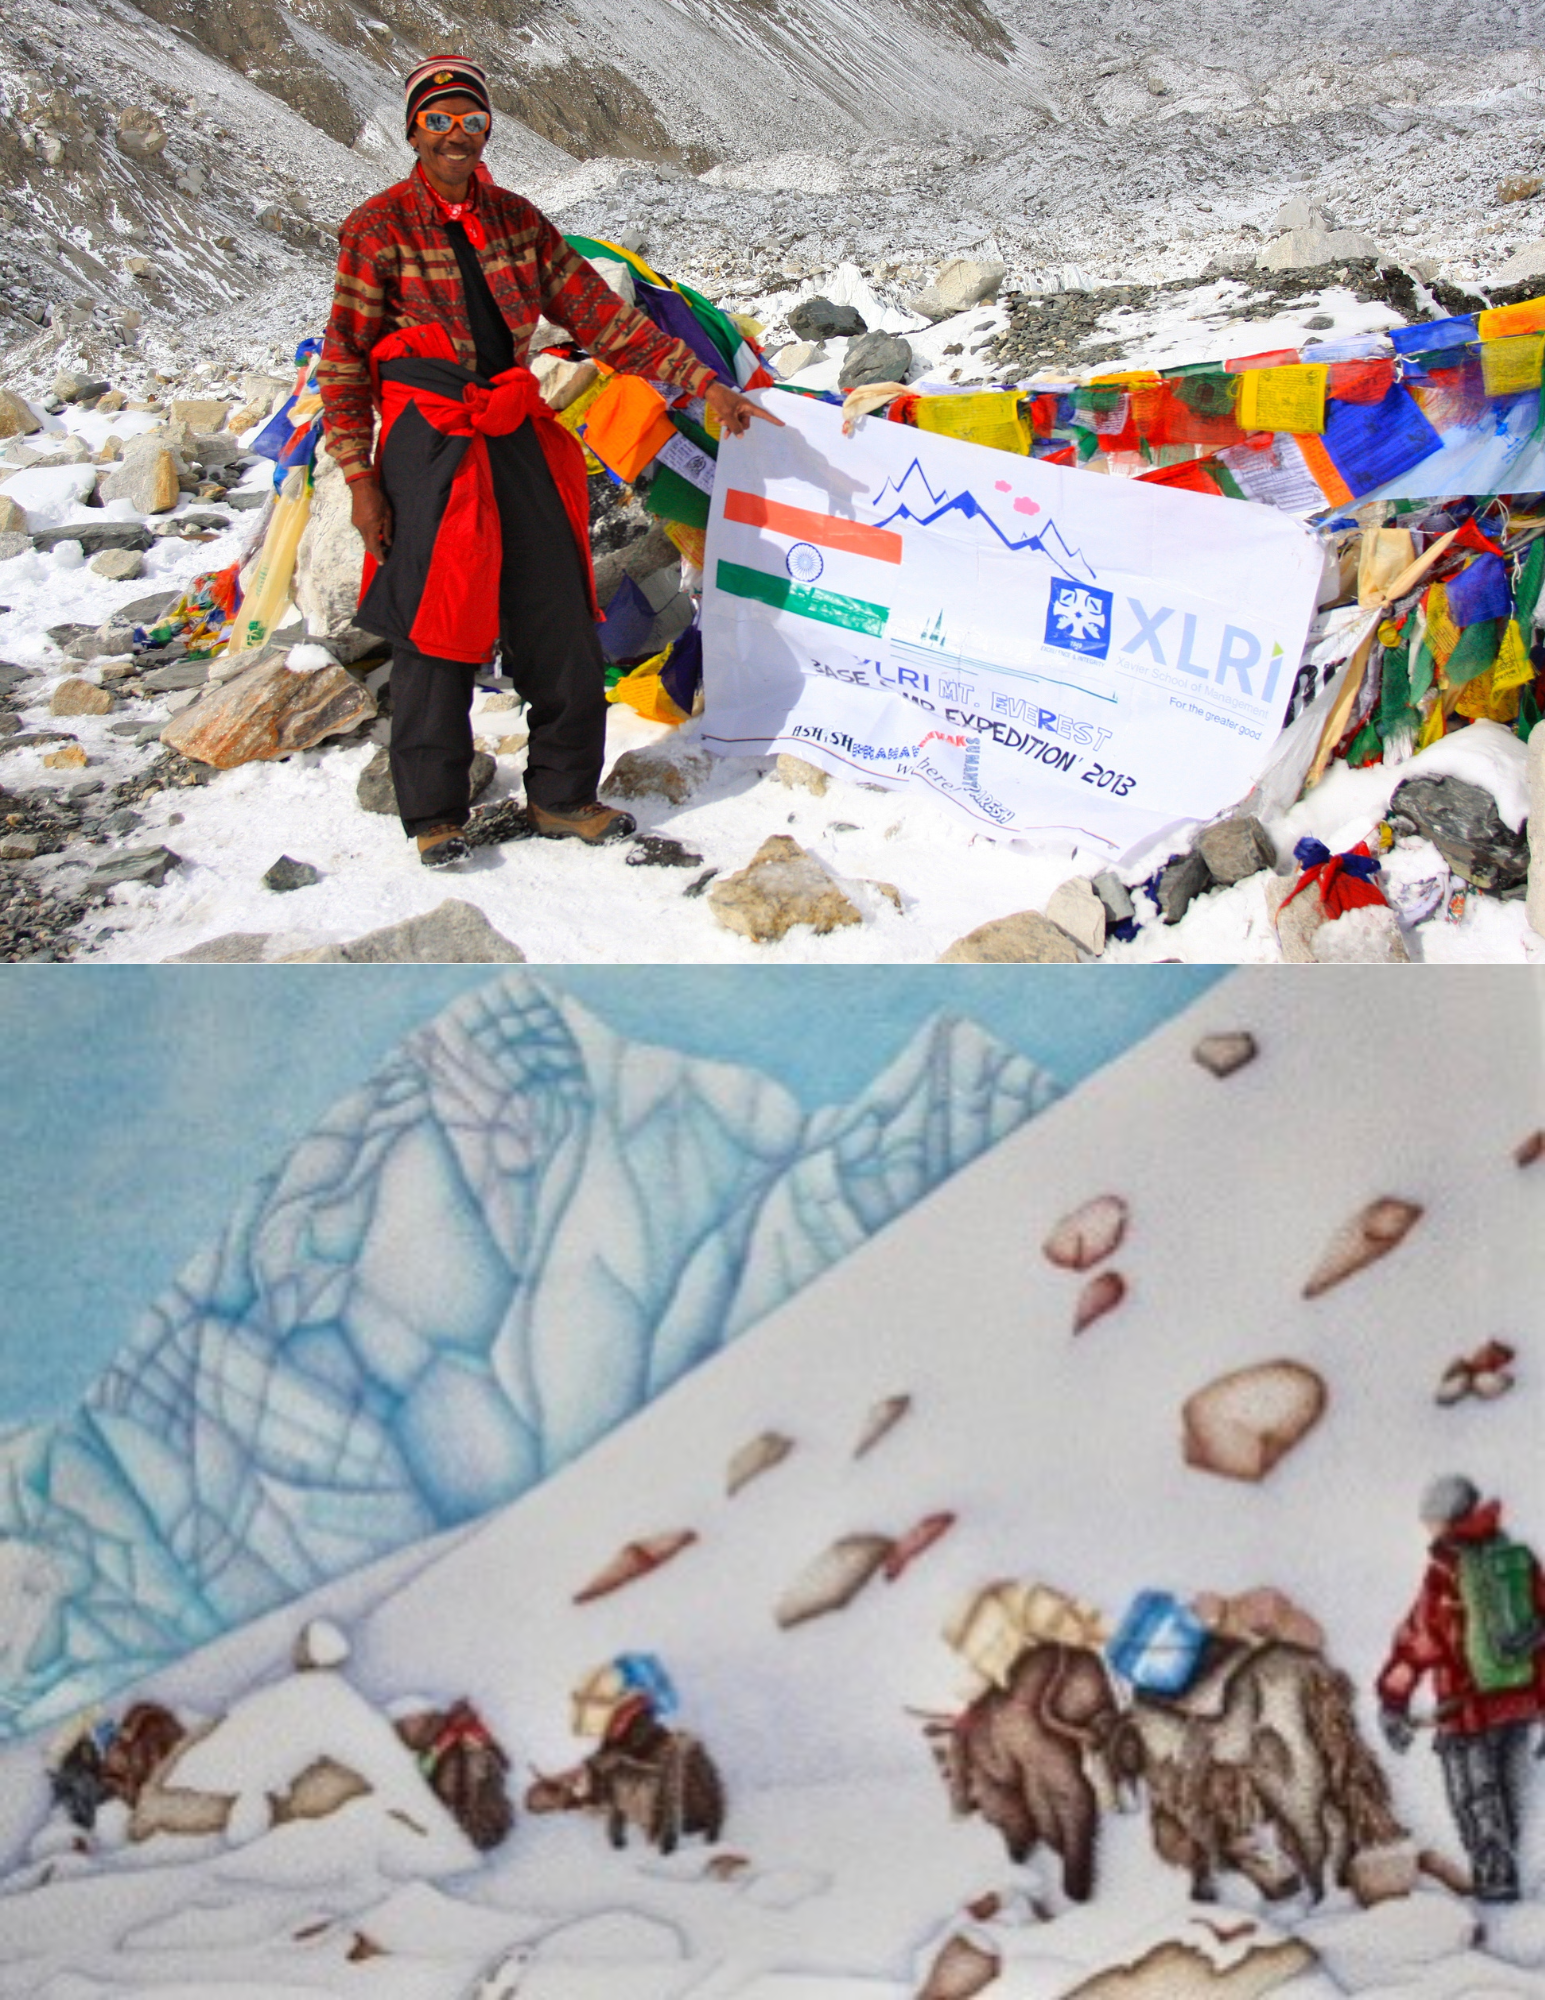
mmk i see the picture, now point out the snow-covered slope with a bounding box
[0,973,1058,1737]
[2,968,1540,1998]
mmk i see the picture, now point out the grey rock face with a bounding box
[789,297,867,340]
[1389,774,1530,892]
[90,844,180,888]
[263,855,321,892]
[32,523,154,556]
[356,747,496,815]
[1158,849,1213,923]
[1196,814,1276,885]
[139,662,210,693]
[1091,871,1135,925]
[285,898,526,963]
[839,331,913,390]
[165,932,274,962]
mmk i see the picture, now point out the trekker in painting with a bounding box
[317,56,780,869]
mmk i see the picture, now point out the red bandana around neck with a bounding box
[416,161,489,250]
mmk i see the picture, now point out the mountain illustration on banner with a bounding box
[870,459,1098,581]
[0,973,1064,1738]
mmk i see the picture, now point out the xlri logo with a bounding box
[1045,579,1115,660]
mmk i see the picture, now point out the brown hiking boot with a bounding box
[525,801,637,845]
[416,824,470,869]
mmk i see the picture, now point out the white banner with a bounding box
[701,393,1325,859]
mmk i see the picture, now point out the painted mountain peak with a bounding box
[0,973,1060,1735]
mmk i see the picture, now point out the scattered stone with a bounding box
[50,679,114,717]
[682,867,718,897]
[0,495,26,535]
[356,746,493,815]
[43,744,88,769]
[97,808,142,836]
[95,389,126,415]
[47,624,93,652]
[625,834,703,868]
[854,1392,911,1458]
[1074,1269,1127,1335]
[280,899,525,963]
[1043,1194,1129,1272]
[911,257,1007,320]
[90,844,180,889]
[1045,877,1106,955]
[264,855,321,892]
[0,531,31,562]
[726,1430,795,1497]
[0,391,41,440]
[776,752,829,795]
[1158,848,1213,923]
[939,910,1083,962]
[1259,227,1380,271]
[31,523,153,556]
[774,1533,894,1628]
[227,489,268,510]
[169,398,233,432]
[1303,1197,1423,1299]
[115,105,168,158]
[788,297,866,340]
[1518,1129,1545,1169]
[1183,1360,1329,1482]
[0,715,19,738]
[1196,814,1275,885]
[139,662,210,693]
[163,651,377,768]
[2,730,76,754]
[1390,772,1530,894]
[917,1932,1002,2000]
[604,743,713,805]
[1193,1031,1258,1078]
[89,546,144,581]
[707,834,862,942]
[772,340,825,379]
[99,437,181,515]
[0,833,41,860]
[863,878,903,912]
[839,331,913,391]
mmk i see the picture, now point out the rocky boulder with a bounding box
[0,496,25,534]
[939,910,1084,962]
[1494,241,1545,288]
[1182,1360,1328,1482]
[1389,771,1530,893]
[708,835,862,942]
[168,399,233,433]
[114,106,168,160]
[293,444,373,659]
[772,341,825,380]
[280,900,525,963]
[788,297,866,340]
[910,257,1006,320]
[0,391,42,440]
[839,331,913,391]
[50,678,114,717]
[604,742,714,804]
[90,547,144,580]
[99,435,180,515]
[1196,813,1275,885]
[1258,228,1380,271]
[1044,877,1106,955]
[162,650,376,768]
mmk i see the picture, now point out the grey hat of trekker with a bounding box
[1420,1474,1480,1525]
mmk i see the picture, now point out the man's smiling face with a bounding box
[410,92,489,191]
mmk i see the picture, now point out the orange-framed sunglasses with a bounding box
[415,107,491,135]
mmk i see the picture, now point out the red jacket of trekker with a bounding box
[317,169,718,485]
[1377,1501,1545,1738]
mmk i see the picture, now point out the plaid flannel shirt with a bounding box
[318,171,719,483]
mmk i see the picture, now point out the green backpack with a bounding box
[1458,1539,1540,1693]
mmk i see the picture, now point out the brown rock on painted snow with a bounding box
[1193,1032,1258,1079]
[775,1533,894,1628]
[854,1393,911,1457]
[1516,1130,1544,1168]
[161,652,376,768]
[727,1430,795,1496]
[1348,1843,1420,1906]
[1183,1361,1328,1482]
[916,1933,1002,2000]
[1073,1269,1126,1334]
[573,1530,697,1604]
[1067,1936,1315,1998]
[1302,1198,1423,1299]
[709,836,862,943]
[1043,1194,1128,1271]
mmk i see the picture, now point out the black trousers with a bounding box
[388,421,608,835]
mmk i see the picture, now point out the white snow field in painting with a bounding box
[0,967,1541,1996]
[0,972,1059,1738]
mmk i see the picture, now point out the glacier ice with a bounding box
[0,974,1059,1735]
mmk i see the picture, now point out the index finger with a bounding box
[743,398,785,428]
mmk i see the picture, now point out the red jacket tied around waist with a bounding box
[358,322,596,665]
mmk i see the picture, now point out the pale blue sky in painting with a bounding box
[0,966,1225,1423]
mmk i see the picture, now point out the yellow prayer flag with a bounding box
[1423,582,1460,668]
[1479,332,1544,398]
[1477,296,1545,340]
[1088,369,1162,388]
[913,392,1030,456]
[1455,665,1521,723]
[1235,364,1328,435]
[1416,697,1447,749]
[1492,617,1535,693]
